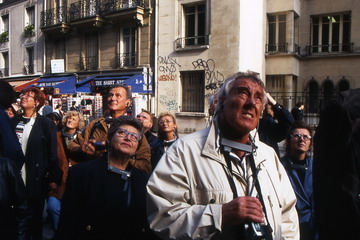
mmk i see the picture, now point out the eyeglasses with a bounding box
[20,93,34,99]
[159,120,172,125]
[291,133,312,141]
[116,128,141,142]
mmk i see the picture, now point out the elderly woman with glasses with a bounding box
[56,116,159,240]
[281,122,317,240]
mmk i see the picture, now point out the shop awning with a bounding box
[33,75,77,94]
[12,78,40,92]
[76,74,152,94]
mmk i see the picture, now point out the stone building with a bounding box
[156,0,360,132]
[0,0,44,85]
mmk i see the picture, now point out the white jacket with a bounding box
[147,123,299,240]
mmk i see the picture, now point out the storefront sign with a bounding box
[93,79,126,86]
[37,81,63,87]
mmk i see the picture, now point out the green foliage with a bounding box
[24,24,35,37]
[0,31,8,43]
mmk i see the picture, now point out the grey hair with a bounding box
[214,71,267,117]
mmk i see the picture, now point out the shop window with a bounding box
[311,13,351,53]
[180,71,205,112]
[267,13,287,52]
[0,15,9,43]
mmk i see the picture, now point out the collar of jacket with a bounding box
[202,121,267,168]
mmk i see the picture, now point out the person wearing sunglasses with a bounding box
[281,122,317,240]
[57,116,159,240]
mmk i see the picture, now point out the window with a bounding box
[180,71,205,112]
[26,6,35,26]
[311,13,351,53]
[308,80,319,113]
[83,33,98,70]
[338,78,350,92]
[25,47,34,74]
[184,3,206,46]
[119,27,137,67]
[1,14,8,33]
[266,75,285,92]
[268,14,286,52]
[0,51,8,77]
[322,79,335,108]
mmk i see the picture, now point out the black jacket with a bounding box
[0,157,31,240]
[259,103,295,156]
[57,157,160,240]
[313,89,360,240]
[12,114,61,199]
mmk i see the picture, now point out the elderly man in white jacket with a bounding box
[147,71,299,240]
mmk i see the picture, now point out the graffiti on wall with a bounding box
[157,56,181,81]
[159,94,178,111]
[192,59,224,91]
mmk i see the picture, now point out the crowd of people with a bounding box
[0,70,359,240]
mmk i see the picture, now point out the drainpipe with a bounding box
[153,0,158,115]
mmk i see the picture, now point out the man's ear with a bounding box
[126,100,131,107]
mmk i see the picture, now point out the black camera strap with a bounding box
[248,154,274,238]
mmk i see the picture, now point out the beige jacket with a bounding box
[147,123,299,240]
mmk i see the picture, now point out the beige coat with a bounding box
[147,123,299,240]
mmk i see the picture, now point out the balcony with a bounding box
[69,0,104,28]
[79,56,99,71]
[100,0,145,25]
[305,43,354,56]
[23,65,34,75]
[266,43,288,53]
[111,52,137,69]
[0,67,9,77]
[40,7,69,34]
[175,35,209,50]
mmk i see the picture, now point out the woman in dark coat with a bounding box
[12,87,61,240]
[57,116,159,240]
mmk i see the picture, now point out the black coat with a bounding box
[0,157,31,240]
[12,114,61,199]
[259,103,294,156]
[313,90,360,240]
[57,157,160,240]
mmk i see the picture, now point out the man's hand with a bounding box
[222,196,264,225]
[265,92,277,106]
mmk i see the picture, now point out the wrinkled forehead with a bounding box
[230,77,265,92]
[109,86,126,94]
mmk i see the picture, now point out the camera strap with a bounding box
[248,154,274,238]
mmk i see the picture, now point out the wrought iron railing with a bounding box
[175,35,209,49]
[79,56,98,70]
[0,67,9,77]
[305,43,354,55]
[41,7,67,28]
[23,65,34,75]
[100,0,144,14]
[69,0,100,21]
[266,43,288,53]
[111,52,137,69]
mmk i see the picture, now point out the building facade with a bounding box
[156,0,360,132]
[40,0,155,112]
[0,0,44,84]
[156,0,266,133]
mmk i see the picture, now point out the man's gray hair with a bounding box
[214,70,266,117]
